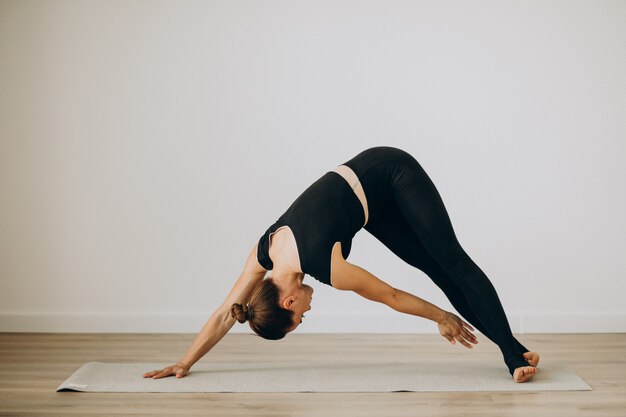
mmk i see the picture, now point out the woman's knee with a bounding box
[437,247,476,279]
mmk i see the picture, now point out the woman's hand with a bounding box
[437,311,478,348]
[143,361,190,379]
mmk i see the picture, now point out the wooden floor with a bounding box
[0,333,624,417]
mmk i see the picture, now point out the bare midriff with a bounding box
[332,165,369,227]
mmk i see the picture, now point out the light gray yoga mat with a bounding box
[57,360,591,392]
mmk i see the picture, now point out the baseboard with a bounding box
[0,312,624,333]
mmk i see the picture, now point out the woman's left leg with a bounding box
[385,158,532,376]
[364,198,530,366]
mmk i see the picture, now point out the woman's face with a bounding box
[287,283,314,332]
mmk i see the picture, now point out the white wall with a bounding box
[1,0,625,334]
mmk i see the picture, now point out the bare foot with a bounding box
[523,351,540,367]
[513,365,537,383]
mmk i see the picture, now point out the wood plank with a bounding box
[0,333,624,416]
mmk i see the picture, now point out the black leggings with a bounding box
[363,158,530,376]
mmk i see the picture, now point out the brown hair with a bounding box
[230,278,294,340]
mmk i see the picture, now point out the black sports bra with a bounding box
[256,171,366,286]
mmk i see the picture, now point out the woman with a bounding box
[143,146,540,383]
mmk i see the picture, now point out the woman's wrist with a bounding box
[434,309,448,324]
[176,359,192,370]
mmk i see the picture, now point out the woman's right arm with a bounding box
[143,243,268,379]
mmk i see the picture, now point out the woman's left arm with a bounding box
[331,257,477,348]
[332,259,445,322]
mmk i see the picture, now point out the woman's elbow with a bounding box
[381,287,399,308]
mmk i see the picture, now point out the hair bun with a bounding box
[231,303,252,323]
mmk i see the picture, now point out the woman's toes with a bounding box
[513,366,537,383]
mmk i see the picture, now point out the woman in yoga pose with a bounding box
[143,146,540,383]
